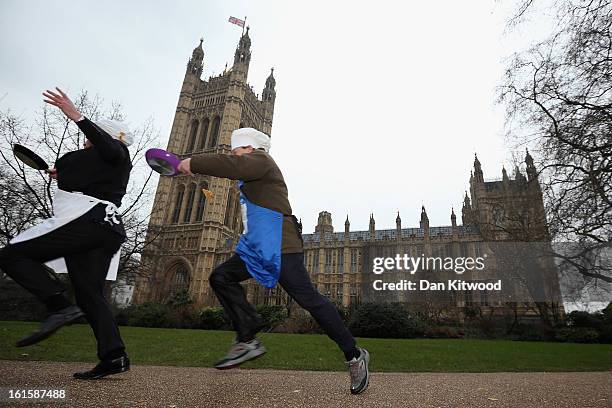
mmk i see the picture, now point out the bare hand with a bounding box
[43,87,82,122]
[178,158,193,176]
[46,168,57,179]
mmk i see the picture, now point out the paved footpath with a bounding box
[0,361,610,408]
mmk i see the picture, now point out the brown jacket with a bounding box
[190,150,303,253]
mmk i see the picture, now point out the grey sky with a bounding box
[0,0,553,233]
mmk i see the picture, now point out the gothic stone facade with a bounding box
[132,30,276,305]
[132,35,563,317]
[286,153,563,318]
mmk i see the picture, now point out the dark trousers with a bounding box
[0,210,126,361]
[209,253,356,354]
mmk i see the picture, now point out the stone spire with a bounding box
[514,165,526,182]
[420,206,430,239]
[473,153,484,183]
[263,68,276,102]
[525,148,537,181]
[502,166,509,182]
[233,26,252,72]
[462,191,472,225]
[463,191,471,208]
[187,38,204,77]
[419,206,429,229]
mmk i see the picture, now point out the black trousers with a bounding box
[0,208,125,361]
[209,253,356,354]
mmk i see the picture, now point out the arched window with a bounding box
[224,189,235,227]
[186,120,199,153]
[198,118,210,150]
[195,183,208,222]
[209,116,221,147]
[174,268,188,285]
[183,183,197,223]
[171,185,185,224]
[168,264,190,297]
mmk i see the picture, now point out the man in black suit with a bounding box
[0,88,133,379]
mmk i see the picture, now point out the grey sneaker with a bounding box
[347,348,370,394]
[214,338,266,369]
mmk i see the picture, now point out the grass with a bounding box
[1,321,611,372]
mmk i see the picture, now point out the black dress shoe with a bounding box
[73,355,130,380]
[16,305,84,347]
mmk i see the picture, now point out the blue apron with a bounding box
[235,181,283,288]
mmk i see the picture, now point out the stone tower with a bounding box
[462,151,547,241]
[132,31,276,304]
[315,211,334,234]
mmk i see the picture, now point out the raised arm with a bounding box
[187,151,271,181]
[43,87,127,163]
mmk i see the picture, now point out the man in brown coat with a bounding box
[178,127,370,394]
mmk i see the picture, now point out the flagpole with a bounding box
[242,16,247,36]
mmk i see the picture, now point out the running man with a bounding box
[177,127,370,395]
[0,88,133,379]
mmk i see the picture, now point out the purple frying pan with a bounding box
[145,148,181,176]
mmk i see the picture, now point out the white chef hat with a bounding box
[94,119,134,146]
[231,128,271,152]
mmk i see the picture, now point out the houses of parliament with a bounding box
[131,32,563,316]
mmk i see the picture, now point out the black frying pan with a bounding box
[13,144,49,170]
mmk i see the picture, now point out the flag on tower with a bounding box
[228,16,245,28]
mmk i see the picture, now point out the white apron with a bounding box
[10,189,122,281]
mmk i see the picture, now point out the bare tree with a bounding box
[499,0,612,292]
[0,91,164,296]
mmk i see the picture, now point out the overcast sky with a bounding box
[0,1,555,233]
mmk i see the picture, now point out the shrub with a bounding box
[125,302,170,328]
[463,306,480,319]
[114,306,129,326]
[602,302,612,324]
[332,300,350,324]
[563,310,612,343]
[165,305,200,329]
[598,325,612,344]
[255,305,286,331]
[475,318,498,338]
[348,303,425,338]
[166,290,193,308]
[274,315,321,334]
[566,311,604,329]
[198,307,231,330]
[554,327,600,343]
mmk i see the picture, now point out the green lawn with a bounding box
[1,321,611,372]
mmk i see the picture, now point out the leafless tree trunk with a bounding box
[499,0,612,293]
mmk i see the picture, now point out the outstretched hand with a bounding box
[46,168,57,179]
[43,88,82,122]
[178,158,193,176]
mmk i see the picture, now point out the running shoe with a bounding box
[214,338,267,369]
[348,347,370,394]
